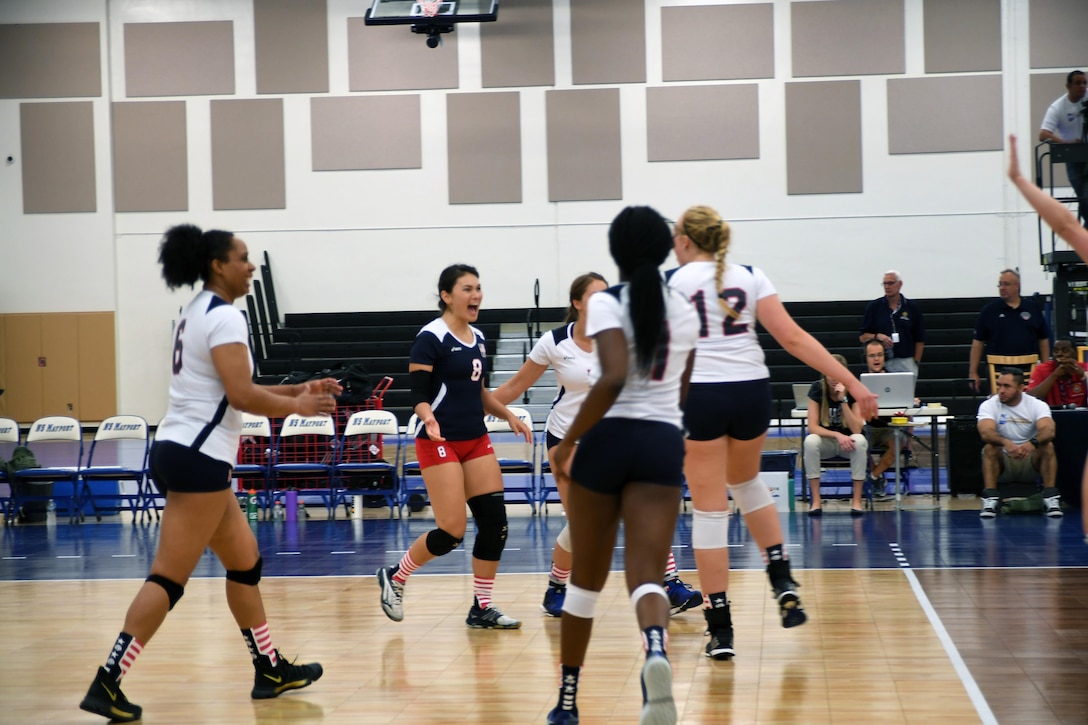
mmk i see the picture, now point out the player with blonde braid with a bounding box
[667,205,878,659]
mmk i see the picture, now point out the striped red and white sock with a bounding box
[549,562,571,585]
[104,632,144,681]
[664,550,678,578]
[242,622,278,667]
[473,576,495,610]
[392,550,420,584]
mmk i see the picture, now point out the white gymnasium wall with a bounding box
[0,0,1064,421]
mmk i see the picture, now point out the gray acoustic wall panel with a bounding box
[311,95,421,171]
[124,21,235,97]
[210,99,285,210]
[545,88,622,201]
[347,17,459,91]
[570,0,646,85]
[661,4,774,82]
[785,81,861,195]
[447,92,522,204]
[888,75,1003,154]
[480,0,555,88]
[923,0,1001,73]
[112,101,188,212]
[254,0,329,94]
[1029,0,1085,70]
[646,84,760,162]
[791,0,904,78]
[0,23,101,99]
[1032,72,1073,188]
[20,102,96,213]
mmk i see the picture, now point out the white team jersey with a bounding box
[977,393,1052,445]
[156,289,252,464]
[666,261,775,383]
[528,323,598,437]
[586,282,698,428]
[1041,93,1086,143]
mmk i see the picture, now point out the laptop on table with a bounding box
[860,372,916,409]
[792,383,812,410]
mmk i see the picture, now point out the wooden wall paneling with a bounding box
[40,314,80,419]
[3,315,43,423]
[78,313,116,422]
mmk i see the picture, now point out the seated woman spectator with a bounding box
[803,353,868,516]
[861,340,913,498]
[1026,339,1088,408]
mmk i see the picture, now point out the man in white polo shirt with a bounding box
[977,367,1061,518]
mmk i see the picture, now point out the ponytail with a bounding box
[608,206,672,376]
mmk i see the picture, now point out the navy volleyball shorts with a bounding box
[570,418,685,495]
[149,440,234,494]
[683,379,772,441]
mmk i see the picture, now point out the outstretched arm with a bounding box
[1008,133,1088,259]
[757,294,879,421]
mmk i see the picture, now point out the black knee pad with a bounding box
[425,527,463,556]
[225,555,263,586]
[146,573,184,610]
[468,492,508,562]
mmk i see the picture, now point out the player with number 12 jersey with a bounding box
[665,261,774,383]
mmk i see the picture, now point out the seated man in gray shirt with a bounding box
[977,368,1061,519]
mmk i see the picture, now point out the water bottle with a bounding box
[273,499,284,520]
[285,488,298,523]
[246,490,259,521]
[46,499,56,528]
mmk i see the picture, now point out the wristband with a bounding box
[1030,437,1039,447]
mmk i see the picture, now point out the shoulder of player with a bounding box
[547,322,573,346]
[417,318,447,337]
[204,295,243,320]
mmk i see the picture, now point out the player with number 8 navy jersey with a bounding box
[410,318,488,441]
[376,263,531,633]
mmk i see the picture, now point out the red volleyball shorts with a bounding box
[415,434,494,469]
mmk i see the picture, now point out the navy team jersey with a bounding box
[410,318,488,441]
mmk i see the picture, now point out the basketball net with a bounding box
[420,1,440,17]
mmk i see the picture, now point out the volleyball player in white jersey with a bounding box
[376,264,531,629]
[80,224,336,723]
[547,206,698,725]
[667,205,879,660]
[492,273,702,617]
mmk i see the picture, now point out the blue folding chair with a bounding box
[332,410,401,519]
[235,413,275,518]
[271,414,337,518]
[10,416,85,524]
[81,415,150,522]
[399,414,427,517]
[485,406,538,513]
[0,417,21,523]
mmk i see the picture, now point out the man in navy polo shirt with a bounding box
[968,269,1050,393]
[858,270,925,376]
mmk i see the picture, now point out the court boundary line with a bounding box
[901,561,998,724]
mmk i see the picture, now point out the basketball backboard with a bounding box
[364,0,499,26]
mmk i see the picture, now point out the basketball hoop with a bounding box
[420,1,440,17]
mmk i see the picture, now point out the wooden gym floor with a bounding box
[1,505,1086,724]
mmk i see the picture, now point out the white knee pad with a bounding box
[630,582,668,609]
[561,583,599,619]
[691,508,729,549]
[729,476,774,514]
[555,523,572,553]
